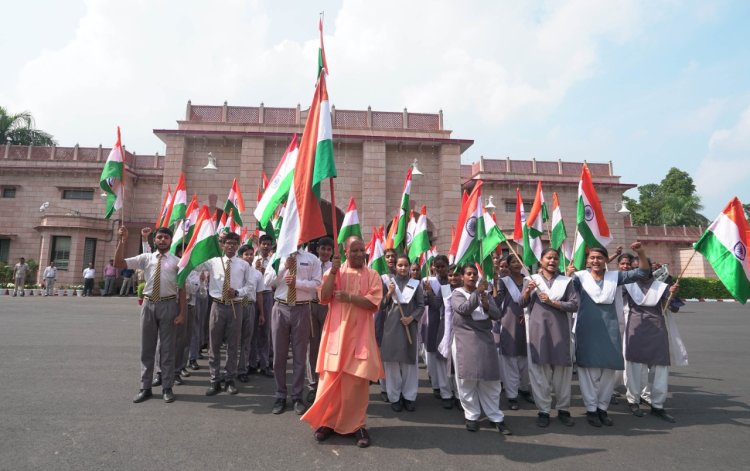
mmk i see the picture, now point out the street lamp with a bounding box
[485,195,496,210]
[410,158,423,176]
[203,152,218,172]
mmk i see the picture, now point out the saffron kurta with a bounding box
[301,263,384,434]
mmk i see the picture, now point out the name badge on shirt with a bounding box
[399,278,420,304]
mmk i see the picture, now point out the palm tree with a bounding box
[0,106,56,146]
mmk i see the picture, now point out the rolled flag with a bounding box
[254,134,299,228]
[177,206,222,288]
[573,163,612,269]
[513,188,525,245]
[168,173,187,229]
[170,195,198,254]
[99,127,124,219]
[408,206,430,263]
[393,167,413,250]
[551,192,573,267]
[318,15,329,77]
[523,181,545,265]
[385,215,399,249]
[155,185,171,228]
[406,210,417,248]
[223,178,245,227]
[693,197,750,304]
[338,197,362,247]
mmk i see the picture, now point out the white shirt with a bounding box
[43,266,57,279]
[253,253,274,292]
[198,256,262,301]
[14,263,28,278]
[185,271,201,306]
[125,251,180,297]
[82,268,96,279]
[269,249,322,302]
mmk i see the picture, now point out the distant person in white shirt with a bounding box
[43,262,58,296]
[82,263,96,297]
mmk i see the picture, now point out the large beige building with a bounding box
[0,103,713,287]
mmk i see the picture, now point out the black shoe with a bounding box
[558,410,575,427]
[493,421,513,436]
[272,398,287,414]
[152,372,162,387]
[263,367,275,378]
[133,388,152,403]
[433,388,441,399]
[442,398,454,409]
[391,400,403,412]
[238,374,249,383]
[293,399,307,415]
[306,389,317,404]
[314,426,334,442]
[226,381,238,395]
[508,398,519,410]
[597,408,614,426]
[629,402,644,417]
[651,407,676,423]
[380,391,390,403]
[454,397,464,411]
[173,375,184,386]
[465,420,479,432]
[610,394,619,405]
[536,412,550,428]
[163,388,175,403]
[180,368,190,378]
[586,411,602,427]
[354,427,371,448]
[403,399,416,412]
[188,360,200,370]
[519,389,535,404]
[205,382,221,396]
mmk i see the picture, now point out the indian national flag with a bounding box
[523,181,545,265]
[420,247,438,278]
[406,210,417,248]
[99,127,124,219]
[513,188,525,245]
[177,206,222,287]
[254,134,299,227]
[694,197,750,304]
[168,173,187,228]
[276,72,335,259]
[573,163,612,269]
[318,16,329,77]
[408,206,430,263]
[170,195,198,254]
[481,208,507,261]
[385,215,398,249]
[453,181,484,267]
[393,167,413,250]
[155,185,171,228]
[368,229,389,276]
[224,178,245,227]
[551,192,573,267]
[337,197,362,247]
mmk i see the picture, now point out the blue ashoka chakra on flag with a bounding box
[406,231,413,245]
[466,216,477,237]
[584,205,594,222]
[734,241,746,261]
[270,176,281,190]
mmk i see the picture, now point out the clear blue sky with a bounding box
[2,0,748,218]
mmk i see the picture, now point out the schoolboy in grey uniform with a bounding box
[115,226,186,404]
[237,244,265,382]
[251,234,275,376]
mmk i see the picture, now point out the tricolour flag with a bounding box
[481,209,507,262]
[454,181,484,267]
[318,16,329,77]
[393,167,413,251]
[170,195,198,254]
[368,229,389,276]
[177,206,222,288]
[551,192,573,267]
[168,173,187,229]
[408,206,430,263]
[406,209,417,248]
[276,72,335,259]
[694,197,750,304]
[513,188,525,245]
[254,134,299,227]
[523,181,545,265]
[337,197,362,247]
[385,215,398,249]
[155,185,171,228]
[420,247,438,278]
[224,178,245,227]
[573,163,612,269]
[99,127,124,219]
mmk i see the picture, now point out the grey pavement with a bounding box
[1,296,749,470]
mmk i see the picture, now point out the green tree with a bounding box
[626,167,708,226]
[0,106,56,146]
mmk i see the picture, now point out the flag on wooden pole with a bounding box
[573,163,612,269]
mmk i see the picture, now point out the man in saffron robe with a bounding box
[301,236,383,448]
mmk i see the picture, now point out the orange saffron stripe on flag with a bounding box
[580,164,610,237]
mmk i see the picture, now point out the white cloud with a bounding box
[6,0,648,154]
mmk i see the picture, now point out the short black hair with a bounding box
[318,237,334,248]
[588,247,608,259]
[459,264,478,275]
[617,253,633,262]
[223,232,240,243]
[384,248,397,257]
[259,234,273,244]
[238,245,254,256]
[155,227,173,238]
[540,247,559,259]
[433,255,449,266]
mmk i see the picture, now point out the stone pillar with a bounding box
[438,144,462,251]
[239,137,265,227]
[361,141,387,241]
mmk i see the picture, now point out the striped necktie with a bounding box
[287,253,297,304]
[152,253,162,300]
[222,257,232,302]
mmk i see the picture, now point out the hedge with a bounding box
[677,277,733,300]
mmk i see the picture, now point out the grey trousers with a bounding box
[306,302,328,390]
[140,299,178,389]
[104,276,116,295]
[174,304,195,373]
[208,302,240,383]
[250,291,273,369]
[45,277,55,296]
[237,302,257,375]
[120,277,133,295]
[190,294,208,361]
[13,276,24,296]
[271,302,311,400]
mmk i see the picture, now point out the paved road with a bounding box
[1,296,749,470]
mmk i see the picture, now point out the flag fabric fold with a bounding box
[99,127,124,219]
[224,178,245,227]
[156,185,171,228]
[337,197,362,246]
[550,192,573,267]
[168,173,187,229]
[408,206,430,263]
[694,197,750,304]
[393,167,413,251]
[573,164,613,269]
[523,181,545,265]
[254,134,299,227]
[170,195,198,254]
[513,188,525,245]
[177,206,222,287]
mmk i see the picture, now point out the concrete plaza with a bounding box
[1,296,749,470]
